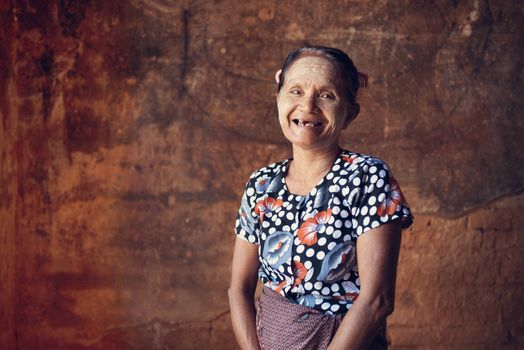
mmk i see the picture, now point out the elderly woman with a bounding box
[229,45,413,350]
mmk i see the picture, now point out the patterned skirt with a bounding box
[255,286,388,350]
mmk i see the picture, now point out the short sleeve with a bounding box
[234,179,260,245]
[352,160,414,236]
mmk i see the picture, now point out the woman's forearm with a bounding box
[228,287,261,350]
[327,294,393,350]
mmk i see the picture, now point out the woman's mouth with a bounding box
[293,119,323,127]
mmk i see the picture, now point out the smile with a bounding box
[293,119,323,128]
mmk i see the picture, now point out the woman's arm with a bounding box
[327,220,403,350]
[229,237,262,350]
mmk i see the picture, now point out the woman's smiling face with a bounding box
[277,55,354,151]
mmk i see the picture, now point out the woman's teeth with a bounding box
[293,119,321,127]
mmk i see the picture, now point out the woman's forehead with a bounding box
[285,56,342,86]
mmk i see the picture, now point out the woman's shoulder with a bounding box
[340,149,390,172]
[247,158,288,181]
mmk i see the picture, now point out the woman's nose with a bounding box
[299,94,319,114]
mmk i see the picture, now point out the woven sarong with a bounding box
[255,286,388,350]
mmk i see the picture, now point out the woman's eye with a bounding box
[320,93,335,100]
[289,89,301,95]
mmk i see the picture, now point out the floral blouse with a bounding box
[234,149,414,316]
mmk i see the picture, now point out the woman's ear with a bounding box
[343,103,360,129]
[275,69,282,84]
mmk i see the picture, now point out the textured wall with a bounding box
[1,0,523,349]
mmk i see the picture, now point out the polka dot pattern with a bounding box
[234,149,414,316]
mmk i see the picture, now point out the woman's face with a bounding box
[277,55,354,152]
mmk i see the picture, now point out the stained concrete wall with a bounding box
[0,0,523,349]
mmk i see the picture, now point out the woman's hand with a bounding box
[229,237,262,350]
[327,220,403,350]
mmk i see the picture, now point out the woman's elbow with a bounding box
[363,293,395,320]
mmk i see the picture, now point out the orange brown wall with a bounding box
[0,1,523,349]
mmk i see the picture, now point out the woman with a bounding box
[229,44,413,350]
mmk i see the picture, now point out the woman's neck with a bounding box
[286,144,341,195]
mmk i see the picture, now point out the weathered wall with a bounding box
[0,0,522,349]
[0,1,16,348]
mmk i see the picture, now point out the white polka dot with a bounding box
[361,206,368,215]
[352,177,361,186]
[268,227,276,234]
[283,225,290,231]
[328,242,337,250]
[357,226,363,235]
[332,205,341,215]
[296,245,305,253]
[321,302,330,310]
[246,188,255,196]
[314,282,323,290]
[378,193,386,202]
[278,265,285,273]
[291,223,298,230]
[342,187,349,196]
[363,217,370,226]
[328,216,335,224]
[262,221,270,228]
[316,251,325,260]
[340,210,349,218]
[379,169,387,178]
[329,185,340,193]
[288,195,294,200]
[318,237,327,246]
[321,287,330,295]
[333,164,340,171]
[326,226,334,235]
[340,170,348,175]
[326,173,334,180]
[283,201,289,207]
[304,282,313,290]
[278,210,285,217]
[333,197,341,205]
[372,221,380,228]
[286,212,294,220]
[306,248,315,257]
[275,218,282,225]
[369,166,377,174]
[385,184,390,192]
[370,175,378,184]
[369,206,377,215]
[339,178,347,186]
[333,230,342,239]
[331,284,340,292]
[248,236,255,243]
[330,304,340,312]
[335,220,342,228]
[368,196,376,206]
[304,261,313,269]
[344,220,352,229]
[380,215,389,222]
[377,179,384,188]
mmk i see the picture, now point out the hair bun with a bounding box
[357,72,368,88]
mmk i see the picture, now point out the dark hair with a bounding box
[277,44,360,104]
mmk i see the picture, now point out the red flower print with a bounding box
[273,280,287,293]
[342,155,356,164]
[254,197,283,222]
[333,292,359,302]
[292,261,307,286]
[297,209,332,246]
[377,177,406,216]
